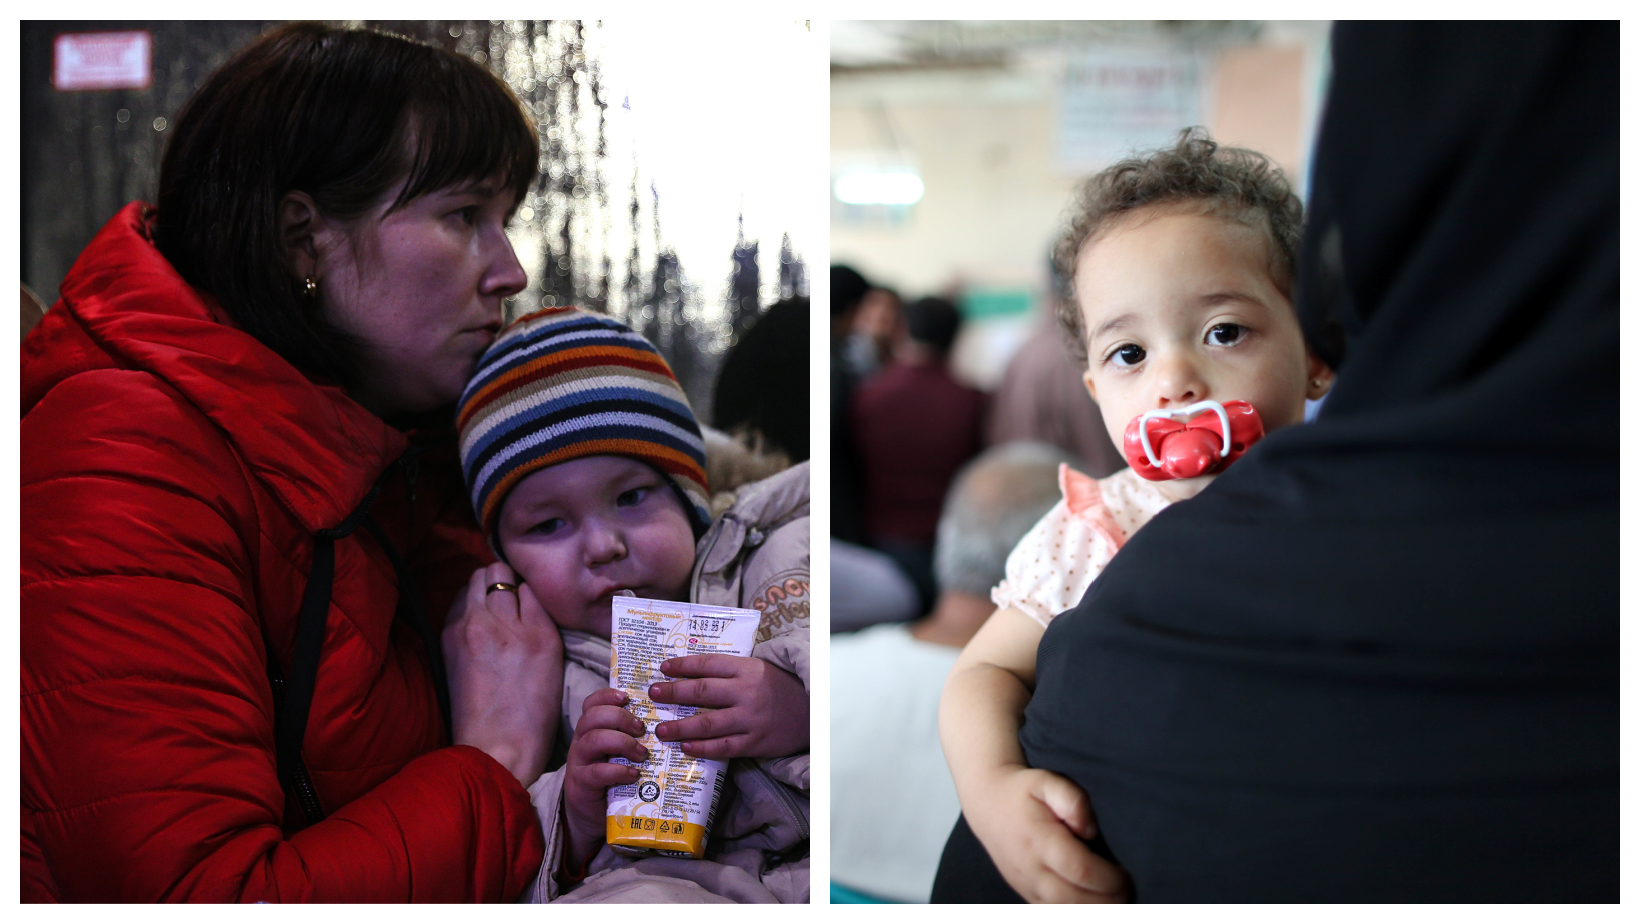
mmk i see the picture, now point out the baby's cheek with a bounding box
[657,551,695,602]
[503,546,579,614]
[662,544,699,602]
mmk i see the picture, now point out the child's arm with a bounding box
[649,654,808,759]
[940,605,1129,903]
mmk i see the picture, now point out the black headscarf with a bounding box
[934,22,1616,902]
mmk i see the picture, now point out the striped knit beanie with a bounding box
[457,306,712,549]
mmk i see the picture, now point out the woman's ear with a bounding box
[1305,350,1336,400]
[279,191,321,283]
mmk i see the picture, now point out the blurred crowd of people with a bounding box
[830,262,1119,625]
[828,260,1116,902]
[831,441,1076,902]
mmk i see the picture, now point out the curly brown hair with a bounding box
[1052,127,1303,364]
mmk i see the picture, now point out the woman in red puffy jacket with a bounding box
[21,23,563,901]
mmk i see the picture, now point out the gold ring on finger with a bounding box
[486,582,518,595]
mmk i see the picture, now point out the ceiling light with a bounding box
[833,170,925,206]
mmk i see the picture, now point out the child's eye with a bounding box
[616,486,652,507]
[453,205,478,225]
[1206,323,1247,346]
[1108,343,1146,367]
[532,517,566,535]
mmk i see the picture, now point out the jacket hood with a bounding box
[23,202,406,533]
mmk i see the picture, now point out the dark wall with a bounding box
[20,21,467,307]
[21,22,277,306]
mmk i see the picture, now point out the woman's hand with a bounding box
[562,687,648,873]
[443,562,564,788]
[649,654,809,760]
[965,764,1130,904]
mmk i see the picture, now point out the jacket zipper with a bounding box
[746,760,809,841]
[291,757,323,826]
[269,672,325,827]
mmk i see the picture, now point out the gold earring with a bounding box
[1312,378,1325,389]
[303,276,318,298]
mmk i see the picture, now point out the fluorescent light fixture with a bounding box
[833,169,924,205]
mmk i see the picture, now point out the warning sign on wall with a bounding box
[54,31,152,91]
[1057,49,1202,173]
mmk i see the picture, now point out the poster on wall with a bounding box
[1057,48,1202,173]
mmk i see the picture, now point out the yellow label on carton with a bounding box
[607,815,710,857]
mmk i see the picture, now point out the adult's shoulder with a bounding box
[24,366,245,489]
[22,366,262,587]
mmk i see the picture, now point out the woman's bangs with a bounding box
[393,61,539,210]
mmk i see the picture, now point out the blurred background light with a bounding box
[834,169,925,205]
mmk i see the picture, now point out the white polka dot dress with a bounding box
[991,465,1175,628]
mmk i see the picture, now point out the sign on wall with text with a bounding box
[1058,48,1203,172]
[53,31,153,91]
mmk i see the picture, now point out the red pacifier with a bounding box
[1122,399,1265,481]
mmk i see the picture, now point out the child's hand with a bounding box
[648,654,808,760]
[562,687,647,873]
[967,765,1130,904]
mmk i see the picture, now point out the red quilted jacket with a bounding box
[21,203,545,902]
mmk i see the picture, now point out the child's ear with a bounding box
[1305,350,1336,400]
[1081,367,1100,403]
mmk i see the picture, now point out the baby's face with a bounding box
[497,455,697,638]
[1075,207,1327,499]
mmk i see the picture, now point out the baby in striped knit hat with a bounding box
[456,306,810,898]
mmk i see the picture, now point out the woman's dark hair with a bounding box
[153,23,539,387]
[1052,127,1303,364]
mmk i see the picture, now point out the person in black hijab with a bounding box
[931,21,1616,902]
